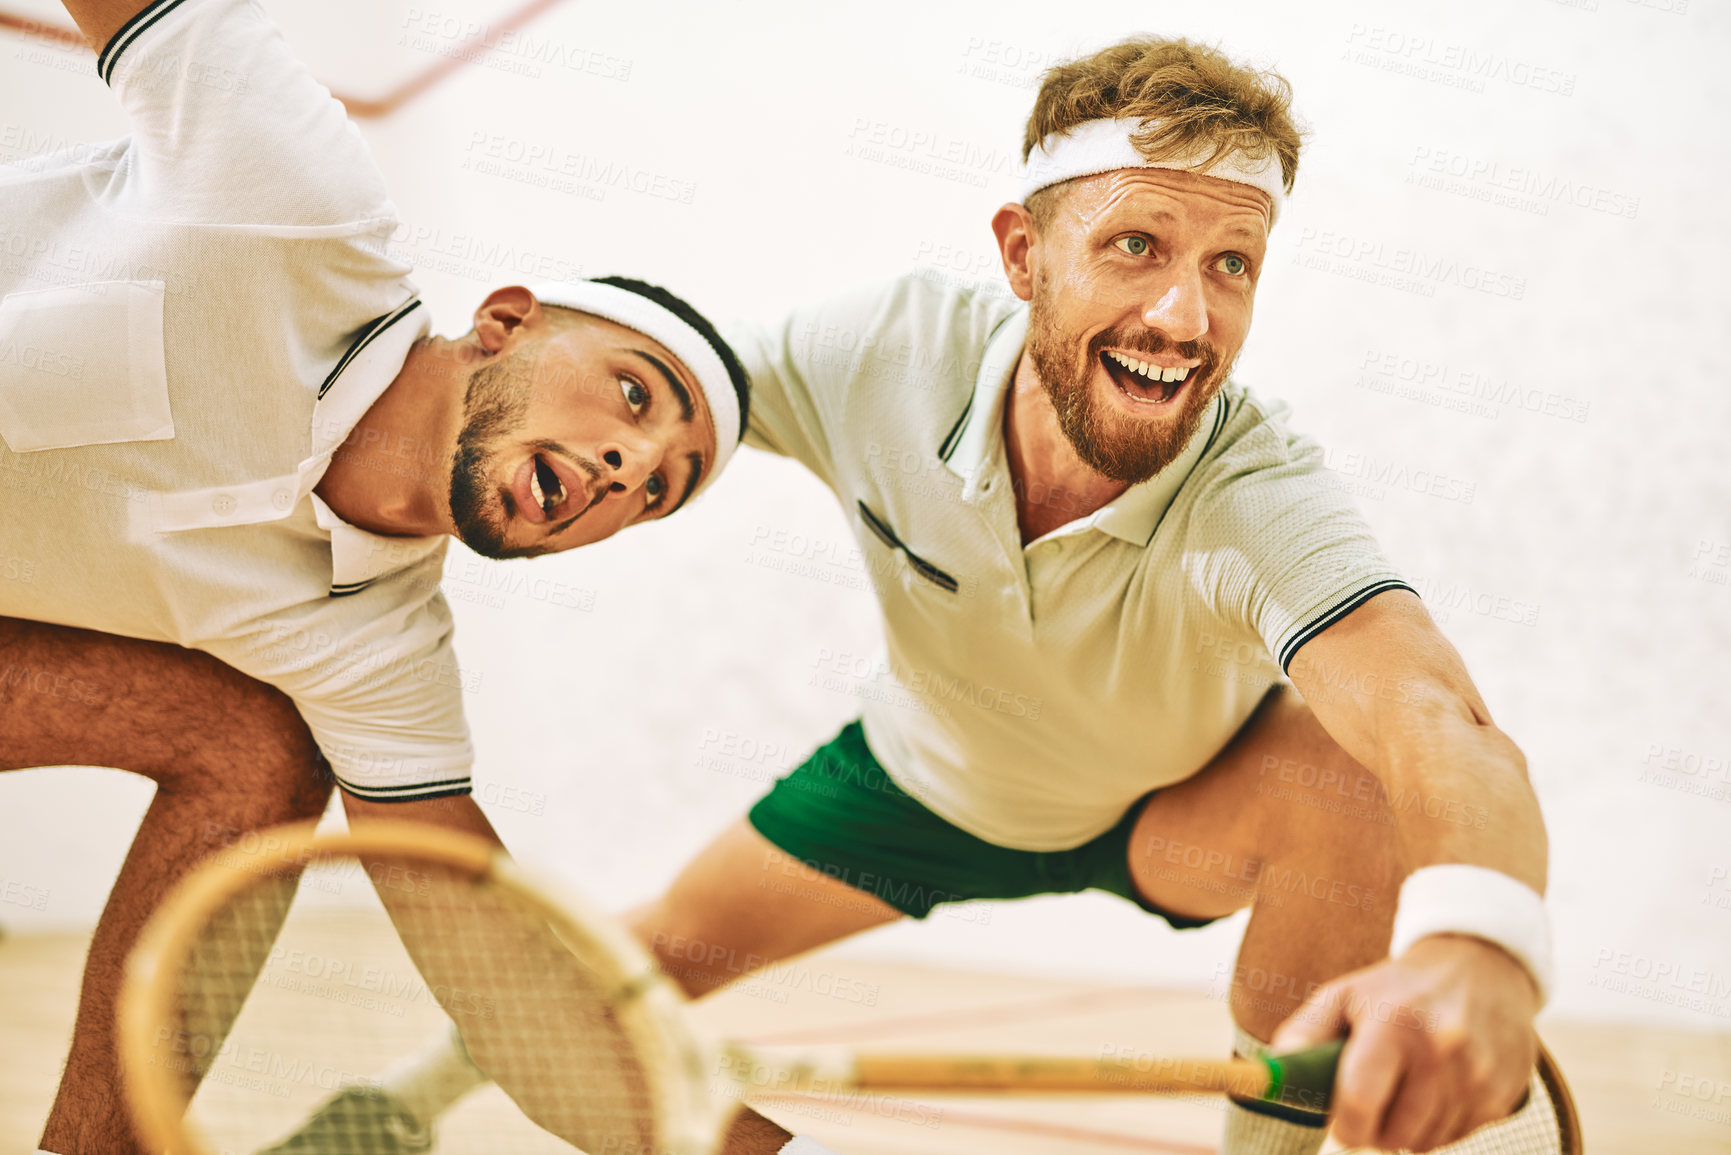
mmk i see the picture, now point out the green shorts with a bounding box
[748,720,1219,927]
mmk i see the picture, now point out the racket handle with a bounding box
[1263,1040,1343,1113]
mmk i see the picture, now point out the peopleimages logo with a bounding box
[1294,228,1527,300]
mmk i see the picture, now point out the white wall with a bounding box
[1,0,1727,1032]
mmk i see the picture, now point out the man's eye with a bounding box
[620,376,649,416]
[645,473,666,509]
[1113,235,1151,257]
[1216,254,1248,276]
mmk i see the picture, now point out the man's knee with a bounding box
[0,618,326,802]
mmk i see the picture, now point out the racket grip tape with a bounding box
[1263,1040,1343,1113]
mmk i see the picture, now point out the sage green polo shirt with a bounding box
[736,273,1410,851]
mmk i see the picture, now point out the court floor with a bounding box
[3,928,1728,1154]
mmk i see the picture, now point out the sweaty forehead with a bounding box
[1065,168,1273,239]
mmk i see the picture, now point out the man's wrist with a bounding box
[1388,864,1552,1005]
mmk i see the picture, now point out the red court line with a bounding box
[0,9,82,45]
[751,1092,1218,1154]
[739,983,1203,1047]
[0,0,568,118]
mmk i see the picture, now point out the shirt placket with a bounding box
[963,453,1036,636]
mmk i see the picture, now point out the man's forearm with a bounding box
[343,789,505,846]
[1374,699,1548,892]
[1287,590,1548,889]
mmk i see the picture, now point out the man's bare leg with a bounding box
[1123,686,1403,1040]
[1124,686,1404,1153]
[0,618,334,1155]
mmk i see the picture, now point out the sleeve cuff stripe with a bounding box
[329,580,376,597]
[98,0,191,84]
[1277,580,1415,673]
[332,774,473,800]
[337,784,474,803]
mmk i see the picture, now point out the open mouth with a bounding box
[509,452,588,525]
[530,455,564,514]
[1100,349,1194,405]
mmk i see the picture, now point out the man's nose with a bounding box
[1141,269,1209,344]
[599,434,660,494]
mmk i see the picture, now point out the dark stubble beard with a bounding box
[1024,272,1229,485]
[448,348,538,560]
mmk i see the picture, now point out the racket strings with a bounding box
[151,852,673,1154]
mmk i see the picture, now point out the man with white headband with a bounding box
[292,34,1554,1155]
[0,0,747,1151]
[622,35,1551,1155]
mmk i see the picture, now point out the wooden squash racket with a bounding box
[118,820,1581,1154]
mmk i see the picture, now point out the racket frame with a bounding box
[118,819,737,1155]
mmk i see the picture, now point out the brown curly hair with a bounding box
[1023,37,1303,222]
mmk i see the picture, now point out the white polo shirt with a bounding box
[0,0,473,801]
[738,273,1412,851]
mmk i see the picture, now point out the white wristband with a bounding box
[780,1139,840,1155]
[1388,864,1553,1006]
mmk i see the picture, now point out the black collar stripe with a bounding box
[317,298,422,400]
[941,314,1019,462]
[938,394,972,462]
[99,0,190,84]
[1142,397,1231,548]
[1277,580,1416,673]
[1200,390,1230,455]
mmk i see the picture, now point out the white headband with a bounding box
[529,280,743,493]
[1019,117,1287,225]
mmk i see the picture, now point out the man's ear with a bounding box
[472,286,541,354]
[991,203,1037,303]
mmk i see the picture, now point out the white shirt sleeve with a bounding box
[729,313,842,491]
[732,274,1009,490]
[210,559,477,803]
[1182,388,1414,673]
[101,0,394,228]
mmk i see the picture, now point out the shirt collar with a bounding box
[309,492,445,591]
[941,308,1025,492]
[303,299,444,591]
[938,302,1227,548]
[308,299,431,464]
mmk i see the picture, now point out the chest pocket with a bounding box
[858,500,959,593]
[0,280,175,452]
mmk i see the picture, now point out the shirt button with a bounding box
[272,489,295,511]
[1046,539,1065,553]
[980,477,994,493]
[210,493,236,516]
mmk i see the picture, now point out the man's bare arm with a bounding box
[57,0,153,54]
[1277,588,1548,1151]
[1284,587,1547,892]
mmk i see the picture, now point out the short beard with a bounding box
[1025,275,1228,485]
[448,348,538,560]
